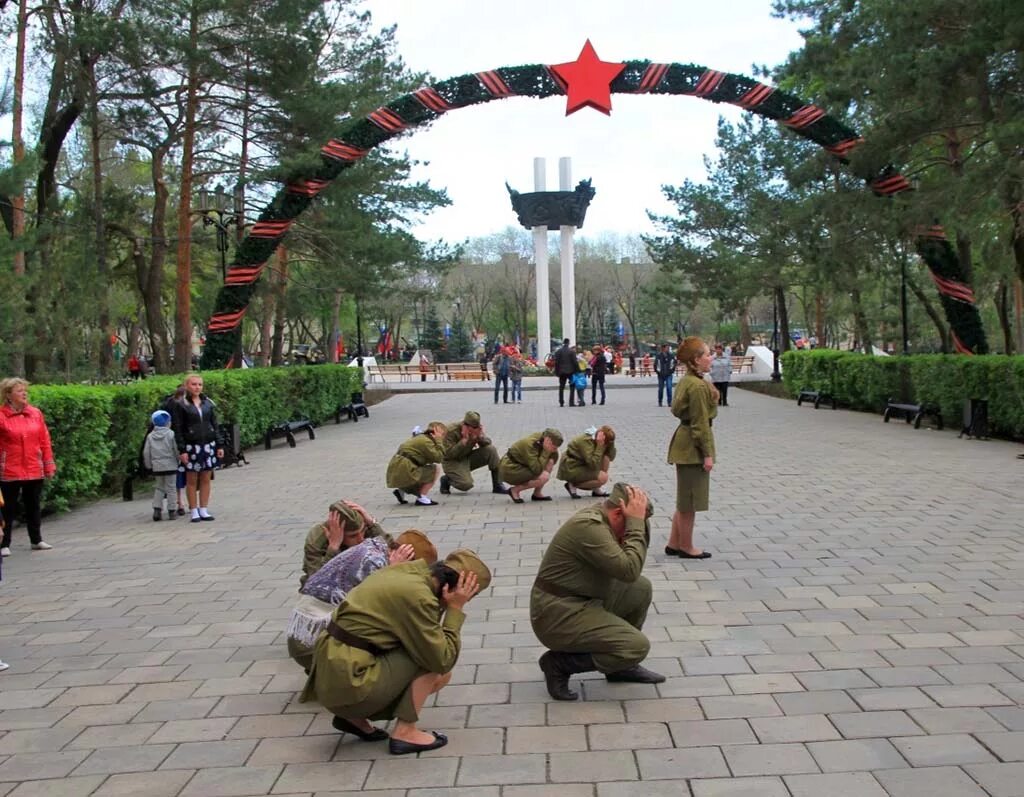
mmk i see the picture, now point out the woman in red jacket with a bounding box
[0,378,57,557]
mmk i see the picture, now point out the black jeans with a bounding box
[494,373,509,403]
[591,375,606,404]
[558,374,575,405]
[1,479,45,547]
[714,382,729,406]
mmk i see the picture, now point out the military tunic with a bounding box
[499,432,558,486]
[530,505,651,673]
[667,372,718,512]
[557,434,617,485]
[299,520,386,587]
[385,434,445,493]
[441,421,500,491]
[299,560,465,723]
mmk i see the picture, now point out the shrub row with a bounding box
[27,366,363,512]
[781,350,1024,438]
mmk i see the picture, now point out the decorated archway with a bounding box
[201,42,986,368]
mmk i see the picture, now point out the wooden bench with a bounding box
[731,355,755,374]
[265,417,316,449]
[445,362,490,381]
[883,399,943,430]
[797,389,836,410]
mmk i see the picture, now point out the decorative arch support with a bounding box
[200,46,987,368]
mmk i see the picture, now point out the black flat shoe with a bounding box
[591,490,610,498]
[605,664,666,684]
[415,499,439,507]
[664,546,682,556]
[389,731,448,755]
[510,494,525,504]
[564,483,581,500]
[332,715,388,741]
[199,514,215,521]
[190,517,201,523]
[531,495,552,502]
[392,489,408,505]
[679,550,712,559]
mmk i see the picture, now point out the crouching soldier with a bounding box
[440,411,508,495]
[530,482,664,700]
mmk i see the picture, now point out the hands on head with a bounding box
[442,570,479,611]
[389,543,415,565]
[620,486,649,520]
[324,508,345,550]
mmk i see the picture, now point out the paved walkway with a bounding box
[1,386,1023,797]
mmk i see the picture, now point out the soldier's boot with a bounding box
[490,469,509,495]
[538,651,595,701]
[605,664,666,684]
[440,475,452,495]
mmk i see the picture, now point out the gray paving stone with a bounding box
[159,740,258,770]
[699,694,783,719]
[750,714,840,743]
[506,725,587,753]
[690,776,788,797]
[775,690,861,716]
[550,751,638,783]
[874,765,987,797]
[180,764,284,796]
[785,772,888,797]
[976,732,1024,762]
[0,752,90,782]
[71,744,176,776]
[891,734,996,766]
[588,722,672,749]
[669,719,757,747]
[806,738,908,772]
[636,747,729,779]
[963,762,1024,797]
[5,776,105,797]
[454,754,545,786]
[909,707,1006,734]
[828,711,925,739]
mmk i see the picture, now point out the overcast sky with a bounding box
[363,0,807,246]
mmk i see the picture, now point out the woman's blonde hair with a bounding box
[598,425,616,443]
[0,378,29,404]
[676,337,707,374]
[426,421,447,436]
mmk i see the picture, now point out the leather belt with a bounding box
[533,577,586,600]
[326,621,384,656]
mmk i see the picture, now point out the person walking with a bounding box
[553,339,577,407]
[654,342,676,407]
[143,410,180,521]
[666,337,718,560]
[171,374,224,523]
[589,346,608,406]
[492,347,511,404]
[709,342,732,407]
[0,378,57,556]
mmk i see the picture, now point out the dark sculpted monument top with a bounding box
[506,178,596,231]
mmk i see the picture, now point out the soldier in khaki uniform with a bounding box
[300,500,385,588]
[385,422,447,506]
[666,337,717,560]
[299,549,490,755]
[439,411,509,496]
[530,482,664,700]
[498,428,562,503]
[558,425,617,499]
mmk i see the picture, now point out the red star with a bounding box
[550,40,626,116]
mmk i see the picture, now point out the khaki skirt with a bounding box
[675,464,709,512]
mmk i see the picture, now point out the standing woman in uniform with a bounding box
[0,378,57,556]
[665,337,717,559]
[172,373,224,523]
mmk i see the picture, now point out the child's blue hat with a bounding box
[151,410,171,427]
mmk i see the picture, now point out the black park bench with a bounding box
[265,417,316,449]
[797,389,837,410]
[336,391,370,423]
[884,399,943,430]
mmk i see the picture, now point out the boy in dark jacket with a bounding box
[143,410,179,521]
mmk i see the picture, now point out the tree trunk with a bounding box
[87,61,112,376]
[850,288,872,354]
[739,304,751,349]
[145,149,172,372]
[271,246,288,366]
[8,0,28,375]
[776,285,791,353]
[907,274,949,353]
[174,1,200,371]
[994,279,1014,355]
[814,292,826,346]
[328,289,343,363]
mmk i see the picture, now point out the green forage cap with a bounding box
[542,428,563,446]
[444,548,492,592]
[463,411,481,428]
[609,482,655,519]
[327,501,362,529]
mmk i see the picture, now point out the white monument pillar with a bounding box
[533,158,551,363]
[559,157,576,346]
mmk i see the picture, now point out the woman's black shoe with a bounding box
[332,715,388,741]
[389,731,448,755]
[392,489,408,505]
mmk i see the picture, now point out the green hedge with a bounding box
[26,365,363,512]
[781,350,1024,437]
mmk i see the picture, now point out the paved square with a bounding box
[1,382,1023,795]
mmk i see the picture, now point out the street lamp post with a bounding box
[899,250,910,354]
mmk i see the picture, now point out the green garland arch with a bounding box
[200,59,987,368]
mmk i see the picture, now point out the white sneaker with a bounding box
[0,661,9,672]
[0,547,9,557]
[31,542,53,551]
